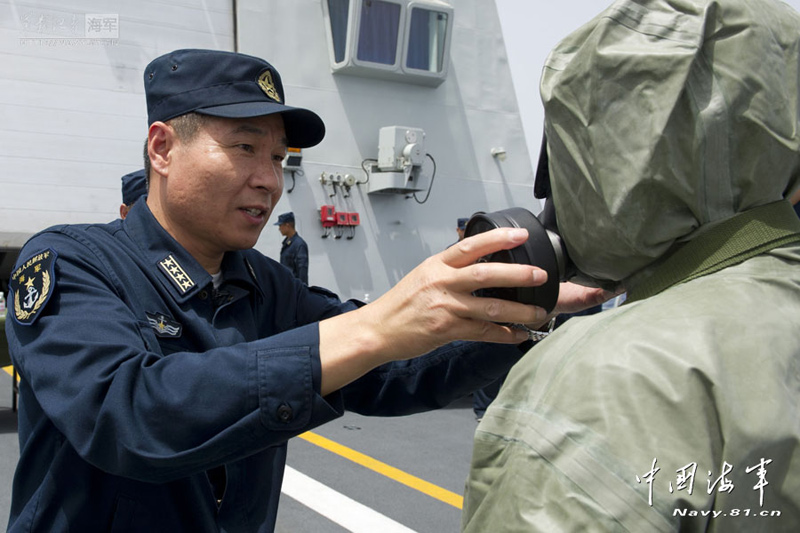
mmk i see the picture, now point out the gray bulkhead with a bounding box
[0,0,535,301]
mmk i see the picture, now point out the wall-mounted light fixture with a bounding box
[491,147,507,161]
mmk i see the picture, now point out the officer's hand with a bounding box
[349,228,546,359]
[524,282,620,331]
[319,229,615,394]
[554,282,615,315]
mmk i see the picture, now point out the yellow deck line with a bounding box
[299,430,464,509]
[2,365,13,377]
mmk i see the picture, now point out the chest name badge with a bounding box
[158,254,195,294]
[146,312,182,338]
[9,248,57,326]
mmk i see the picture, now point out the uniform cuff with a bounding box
[254,323,341,431]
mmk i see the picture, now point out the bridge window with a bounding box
[357,1,402,65]
[323,0,453,87]
[406,7,448,73]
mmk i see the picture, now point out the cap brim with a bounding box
[196,102,325,148]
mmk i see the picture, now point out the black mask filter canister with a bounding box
[463,205,571,313]
[463,134,574,313]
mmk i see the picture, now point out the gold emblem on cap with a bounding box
[258,70,281,103]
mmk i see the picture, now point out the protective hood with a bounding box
[541,0,800,287]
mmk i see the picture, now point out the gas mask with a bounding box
[464,135,575,313]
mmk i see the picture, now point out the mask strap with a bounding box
[627,200,800,303]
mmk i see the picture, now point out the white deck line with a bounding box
[282,466,418,533]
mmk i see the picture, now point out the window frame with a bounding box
[401,2,452,75]
[351,0,406,71]
[322,0,454,87]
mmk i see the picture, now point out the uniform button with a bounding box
[277,403,293,422]
[199,290,209,300]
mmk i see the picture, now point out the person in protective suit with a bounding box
[462,0,800,531]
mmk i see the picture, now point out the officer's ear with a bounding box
[147,121,175,178]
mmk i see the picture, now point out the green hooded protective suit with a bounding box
[462,0,800,531]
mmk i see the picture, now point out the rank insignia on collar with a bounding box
[158,254,195,294]
[9,248,57,326]
[146,312,182,338]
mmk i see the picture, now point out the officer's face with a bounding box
[155,114,287,266]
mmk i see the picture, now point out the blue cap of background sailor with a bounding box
[121,169,147,206]
[457,218,469,230]
[144,49,325,148]
[274,212,295,225]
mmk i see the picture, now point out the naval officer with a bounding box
[275,211,308,284]
[5,48,607,531]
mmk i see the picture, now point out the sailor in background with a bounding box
[276,211,309,284]
[119,168,147,219]
[456,217,468,242]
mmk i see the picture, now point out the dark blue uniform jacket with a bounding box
[279,233,308,284]
[4,201,522,532]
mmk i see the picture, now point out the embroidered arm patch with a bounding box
[9,248,57,326]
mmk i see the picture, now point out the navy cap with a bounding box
[275,212,295,225]
[144,49,325,148]
[457,217,469,230]
[121,169,147,206]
